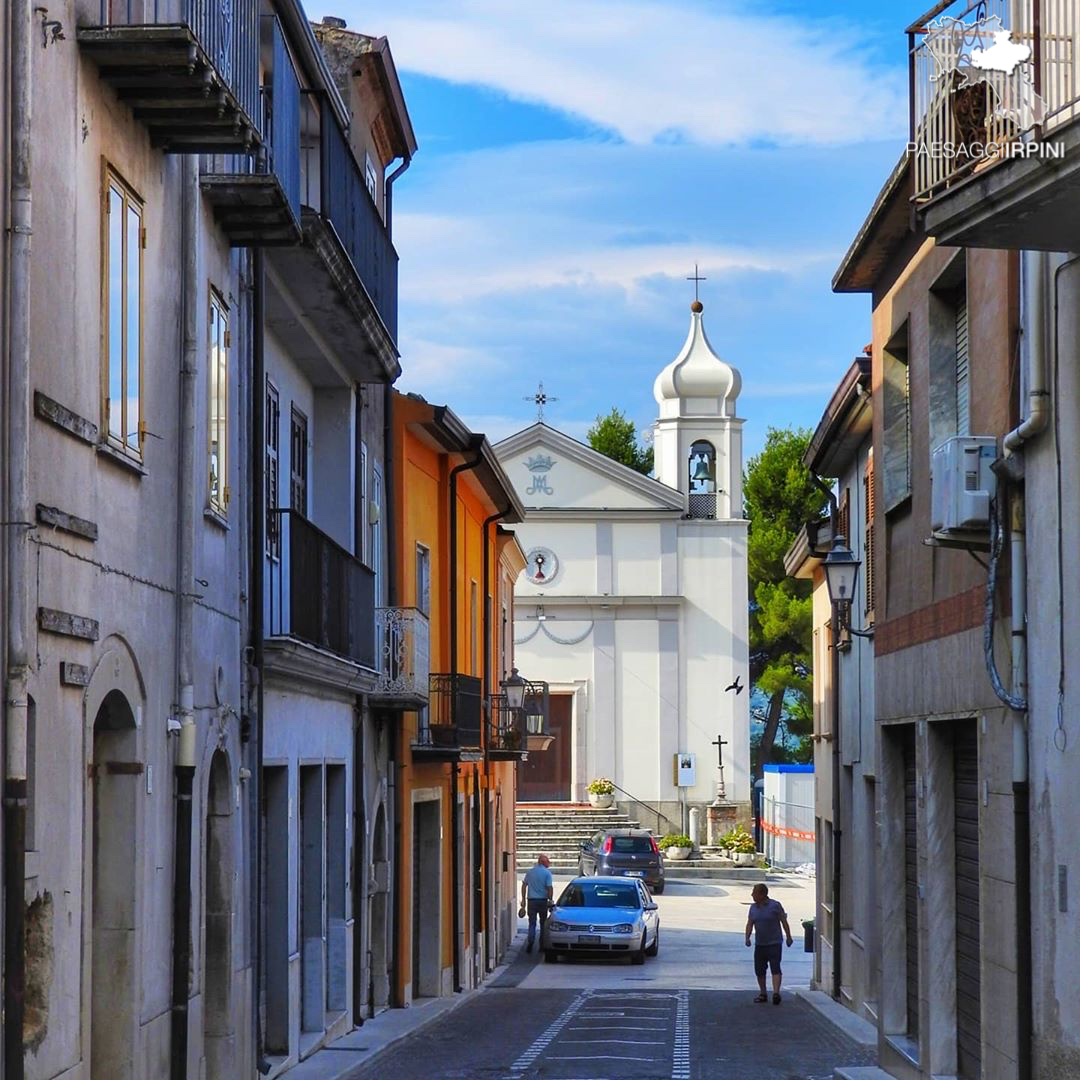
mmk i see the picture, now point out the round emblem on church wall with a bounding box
[525,547,560,585]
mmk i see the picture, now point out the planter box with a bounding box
[588,792,614,808]
[664,847,692,861]
[733,851,757,865]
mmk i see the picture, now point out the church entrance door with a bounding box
[519,694,572,801]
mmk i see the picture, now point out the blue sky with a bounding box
[327,0,921,461]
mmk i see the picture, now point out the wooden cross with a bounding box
[687,263,707,302]
[525,381,558,422]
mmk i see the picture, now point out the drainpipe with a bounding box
[250,248,270,1075]
[481,508,510,974]
[352,702,367,1025]
[4,0,33,1073]
[809,473,842,1001]
[384,155,411,243]
[448,440,484,994]
[388,722,401,1007]
[170,155,199,1080]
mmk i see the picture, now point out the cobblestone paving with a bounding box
[344,987,877,1079]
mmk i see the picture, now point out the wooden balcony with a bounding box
[78,0,261,152]
[200,18,301,245]
[412,674,484,762]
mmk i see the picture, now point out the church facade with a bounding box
[494,301,750,829]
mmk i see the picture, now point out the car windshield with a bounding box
[558,882,641,909]
[610,836,653,853]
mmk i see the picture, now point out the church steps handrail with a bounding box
[607,782,680,837]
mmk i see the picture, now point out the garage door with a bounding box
[954,721,981,1078]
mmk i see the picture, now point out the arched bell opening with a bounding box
[688,440,718,519]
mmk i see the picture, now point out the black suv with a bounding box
[578,828,664,893]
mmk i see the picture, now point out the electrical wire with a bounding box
[984,495,1027,712]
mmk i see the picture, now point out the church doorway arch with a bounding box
[90,689,138,1080]
[518,693,572,801]
[203,750,235,1079]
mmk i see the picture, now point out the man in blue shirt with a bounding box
[744,883,793,1003]
[520,854,553,954]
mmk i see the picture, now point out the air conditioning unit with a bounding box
[930,436,997,536]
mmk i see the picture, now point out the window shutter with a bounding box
[839,488,851,546]
[955,296,970,435]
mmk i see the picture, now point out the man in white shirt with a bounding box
[520,854,554,954]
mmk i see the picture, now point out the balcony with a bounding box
[487,695,528,762]
[267,509,375,671]
[200,18,301,246]
[371,607,430,711]
[910,0,1080,249]
[265,94,399,384]
[412,674,484,762]
[78,0,261,152]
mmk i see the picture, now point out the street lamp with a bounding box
[501,668,527,711]
[822,535,873,639]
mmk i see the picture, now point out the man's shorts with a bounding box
[754,943,783,977]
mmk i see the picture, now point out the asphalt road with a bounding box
[344,877,875,1080]
[347,985,875,1078]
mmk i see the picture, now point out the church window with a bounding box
[688,440,717,519]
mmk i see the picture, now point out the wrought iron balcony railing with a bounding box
[372,607,430,708]
[267,509,375,669]
[910,0,1080,201]
[488,694,528,759]
[318,96,399,339]
[201,17,302,245]
[414,674,483,756]
[79,0,261,151]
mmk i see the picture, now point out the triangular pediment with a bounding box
[493,423,685,513]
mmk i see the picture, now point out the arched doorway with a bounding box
[90,690,138,1080]
[369,804,389,1010]
[204,751,235,1079]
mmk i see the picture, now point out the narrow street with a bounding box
[345,878,875,1079]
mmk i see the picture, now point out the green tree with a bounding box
[587,408,654,475]
[745,426,829,768]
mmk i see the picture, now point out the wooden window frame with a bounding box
[290,405,308,515]
[266,380,281,560]
[207,288,230,516]
[101,163,145,459]
[415,543,431,617]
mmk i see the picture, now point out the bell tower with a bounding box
[652,299,744,519]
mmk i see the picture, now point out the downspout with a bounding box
[810,472,842,1001]
[384,155,411,243]
[250,248,269,1074]
[170,155,199,1080]
[448,440,484,994]
[352,702,366,1025]
[382,384,403,1007]
[4,0,33,1073]
[481,508,510,975]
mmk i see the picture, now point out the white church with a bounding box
[494,299,751,828]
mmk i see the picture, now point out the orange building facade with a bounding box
[388,392,529,1002]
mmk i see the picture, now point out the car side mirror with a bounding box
[581,841,591,850]
[644,902,658,911]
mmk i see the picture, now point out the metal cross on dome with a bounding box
[687,263,707,302]
[525,382,558,422]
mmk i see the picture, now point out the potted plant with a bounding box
[658,834,693,861]
[727,825,757,865]
[587,777,615,808]
[716,827,736,859]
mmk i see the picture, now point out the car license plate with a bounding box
[625,870,645,877]
[577,934,601,945]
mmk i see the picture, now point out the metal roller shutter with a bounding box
[954,722,981,1078]
[903,727,920,1039]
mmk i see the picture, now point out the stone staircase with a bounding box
[515,804,648,873]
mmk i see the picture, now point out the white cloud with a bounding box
[333,0,906,146]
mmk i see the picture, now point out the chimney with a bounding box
[322,15,346,28]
